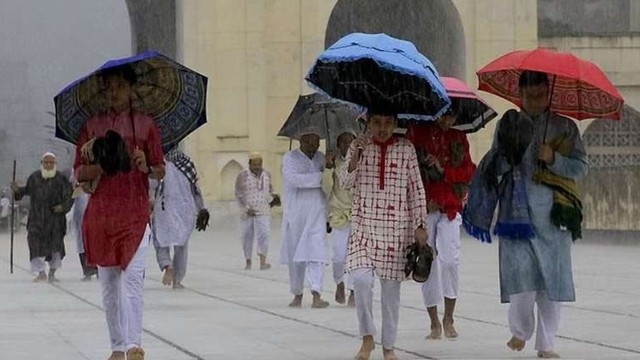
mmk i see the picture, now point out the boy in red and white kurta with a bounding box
[339,113,428,360]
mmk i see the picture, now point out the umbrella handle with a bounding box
[324,107,331,152]
[128,98,137,149]
[543,75,557,143]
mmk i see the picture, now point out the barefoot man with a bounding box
[464,71,587,358]
[235,152,275,270]
[11,152,73,282]
[407,109,476,340]
[280,127,331,309]
[326,131,356,306]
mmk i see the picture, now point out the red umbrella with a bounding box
[477,48,624,120]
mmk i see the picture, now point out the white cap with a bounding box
[42,152,56,160]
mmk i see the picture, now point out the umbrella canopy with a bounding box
[54,51,208,145]
[477,48,623,120]
[399,77,498,133]
[306,32,450,118]
[277,93,363,149]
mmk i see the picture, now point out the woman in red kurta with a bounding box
[74,66,164,360]
[406,114,476,340]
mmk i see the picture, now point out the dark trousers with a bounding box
[79,253,98,276]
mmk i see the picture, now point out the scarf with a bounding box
[462,148,535,243]
[165,148,198,186]
[462,110,535,243]
[156,149,200,210]
[532,135,583,240]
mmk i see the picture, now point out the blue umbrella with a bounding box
[54,51,208,146]
[306,33,450,118]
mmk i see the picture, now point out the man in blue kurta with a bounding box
[464,71,587,359]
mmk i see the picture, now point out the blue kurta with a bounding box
[494,111,587,303]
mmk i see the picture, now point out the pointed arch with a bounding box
[220,160,244,201]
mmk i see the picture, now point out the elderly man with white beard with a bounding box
[11,152,73,282]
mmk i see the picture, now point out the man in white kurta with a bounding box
[326,132,356,306]
[280,129,331,309]
[235,152,274,270]
[151,148,206,289]
[0,191,10,231]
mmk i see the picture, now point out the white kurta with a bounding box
[71,192,89,253]
[152,162,198,247]
[279,149,328,264]
[0,197,9,218]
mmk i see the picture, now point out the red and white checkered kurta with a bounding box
[339,137,427,280]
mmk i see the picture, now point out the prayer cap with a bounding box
[298,125,322,137]
[42,152,56,160]
[248,152,262,160]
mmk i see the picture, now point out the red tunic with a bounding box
[73,111,164,269]
[406,123,476,220]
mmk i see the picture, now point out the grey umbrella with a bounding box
[278,93,364,150]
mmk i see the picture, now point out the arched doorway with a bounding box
[220,160,244,201]
[325,0,466,79]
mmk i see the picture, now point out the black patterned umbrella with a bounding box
[54,51,208,146]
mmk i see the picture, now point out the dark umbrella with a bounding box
[277,93,364,150]
[399,77,498,133]
[306,32,450,118]
[54,51,208,146]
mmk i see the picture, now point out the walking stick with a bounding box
[10,159,16,274]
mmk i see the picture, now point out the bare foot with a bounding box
[288,294,303,308]
[347,290,355,308]
[507,336,526,351]
[126,347,145,360]
[538,350,560,358]
[258,254,271,270]
[383,348,399,360]
[335,282,346,304]
[33,272,47,282]
[426,324,442,340]
[354,336,375,360]
[311,291,330,308]
[443,319,458,339]
[162,267,174,286]
[106,350,125,360]
[48,270,59,283]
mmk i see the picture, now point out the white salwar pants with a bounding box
[240,214,270,260]
[30,252,62,274]
[421,213,461,307]
[99,226,151,352]
[509,291,561,352]
[288,261,324,295]
[154,243,188,284]
[331,223,353,290]
[351,267,401,350]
